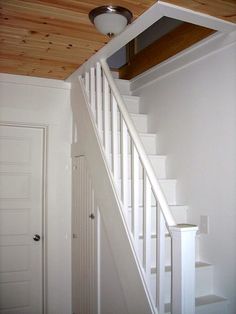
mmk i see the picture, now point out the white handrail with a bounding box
[100,59,176,228]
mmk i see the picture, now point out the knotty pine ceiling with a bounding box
[0,1,235,80]
[0,0,156,80]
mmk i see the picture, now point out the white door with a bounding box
[72,156,99,314]
[0,125,44,314]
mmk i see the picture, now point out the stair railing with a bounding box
[80,59,198,314]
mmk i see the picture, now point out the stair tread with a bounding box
[195,294,227,306]
[151,261,211,274]
[109,153,166,159]
[122,95,140,101]
[139,132,156,137]
[130,113,147,118]
[118,178,176,182]
[103,130,156,137]
[165,294,227,312]
[148,154,166,158]
[127,204,187,209]
[115,78,130,83]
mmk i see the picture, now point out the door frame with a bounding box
[0,121,48,314]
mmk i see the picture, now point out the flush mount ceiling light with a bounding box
[89,5,133,37]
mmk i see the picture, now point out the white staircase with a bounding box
[79,60,228,314]
[115,77,228,314]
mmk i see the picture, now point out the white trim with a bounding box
[97,207,101,314]
[42,125,48,314]
[0,121,49,129]
[0,121,48,314]
[131,31,236,92]
[0,73,71,90]
[158,1,236,32]
[66,1,235,82]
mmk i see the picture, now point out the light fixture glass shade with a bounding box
[93,13,128,36]
[89,6,133,37]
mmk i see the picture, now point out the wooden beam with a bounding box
[161,0,236,24]
[119,22,215,80]
[126,39,137,64]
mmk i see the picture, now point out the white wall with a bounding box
[0,74,72,314]
[133,38,236,313]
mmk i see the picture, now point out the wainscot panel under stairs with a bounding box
[114,76,229,314]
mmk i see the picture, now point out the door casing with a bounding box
[0,121,47,314]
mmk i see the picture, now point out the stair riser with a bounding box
[138,236,172,267]
[195,302,228,314]
[149,156,166,179]
[126,205,187,235]
[130,114,148,133]
[149,265,214,304]
[115,79,131,95]
[116,179,177,206]
[117,113,147,133]
[108,154,166,179]
[138,236,200,269]
[104,132,158,155]
[104,112,147,133]
[165,298,228,314]
[124,96,140,113]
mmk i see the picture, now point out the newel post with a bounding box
[169,224,198,314]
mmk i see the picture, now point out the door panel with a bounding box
[72,156,98,314]
[0,125,44,314]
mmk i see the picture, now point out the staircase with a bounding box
[79,60,228,314]
[114,76,228,314]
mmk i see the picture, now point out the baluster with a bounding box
[121,118,128,219]
[96,62,102,137]
[85,71,89,97]
[143,173,152,286]
[131,142,139,247]
[111,95,118,183]
[156,205,166,314]
[103,74,110,158]
[90,67,96,118]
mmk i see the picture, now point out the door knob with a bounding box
[33,234,41,241]
[89,213,95,219]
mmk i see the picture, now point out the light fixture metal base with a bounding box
[89,5,133,37]
[89,5,133,25]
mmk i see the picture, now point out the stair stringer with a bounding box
[71,78,156,314]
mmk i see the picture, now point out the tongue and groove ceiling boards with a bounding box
[0,0,156,79]
[0,0,235,80]
[161,0,236,24]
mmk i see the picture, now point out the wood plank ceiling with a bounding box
[0,0,235,80]
[162,0,236,24]
[0,0,156,79]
